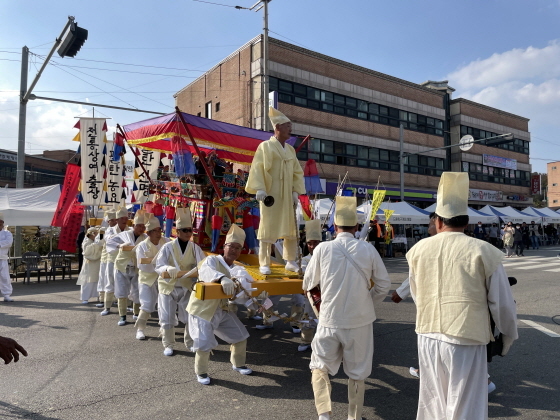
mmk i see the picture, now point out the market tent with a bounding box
[522,207,560,224]
[480,205,540,224]
[123,111,297,165]
[0,185,61,226]
[424,203,499,224]
[357,201,431,224]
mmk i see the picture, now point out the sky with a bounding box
[1,0,559,173]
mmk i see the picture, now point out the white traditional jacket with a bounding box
[154,239,205,295]
[77,237,102,285]
[0,229,13,261]
[136,236,170,287]
[106,230,147,274]
[104,225,129,263]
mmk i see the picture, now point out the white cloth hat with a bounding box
[116,205,128,219]
[334,196,358,226]
[145,213,160,231]
[269,106,290,127]
[105,209,117,220]
[225,224,246,246]
[305,219,322,242]
[133,209,147,225]
[86,227,98,235]
[435,172,469,219]
[175,208,192,229]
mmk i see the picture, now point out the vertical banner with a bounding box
[79,118,107,205]
[383,209,395,222]
[58,202,85,253]
[132,147,160,204]
[531,175,540,195]
[104,139,127,204]
[51,163,81,227]
[370,190,386,220]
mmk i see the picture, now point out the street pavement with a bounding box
[0,245,559,420]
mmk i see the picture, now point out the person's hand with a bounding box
[167,266,179,280]
[292,192,300,206]
[391,291,402,303]
[220,277,235,296]
[0,336,28,365]
[256,190,267,202]
[501,335,515,356]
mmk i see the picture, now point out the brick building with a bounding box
[0,149,77,188]
[547,162,560,207]
[175,35,532,208]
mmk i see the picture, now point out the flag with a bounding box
[303,159,324,194]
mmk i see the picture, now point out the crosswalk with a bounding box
[501,256,560,272]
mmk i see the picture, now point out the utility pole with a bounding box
[399,124,404,201]
[262,0,269,131]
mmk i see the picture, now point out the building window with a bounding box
[197,112,201,117]
[215,102,220,112]
[554,200,559,204]
[553,166,557,170]
[205,101,212,119]
[460,125,529,155]
[553,183,558,186]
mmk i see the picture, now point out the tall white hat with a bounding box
[116,205,128,219]
[175,208,192,229]
[305,219,322,242]
[105,208,117,220]
[225,224,246,246]
[133,209,147,225]
[145,213,161,231]
[435,172,469,219]
[334,196,358,226]
[269,106,290,127]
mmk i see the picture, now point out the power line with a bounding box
[48,56,208,73]
[47,62,200,78]
[192,0,241,8]
[0,44,242,50]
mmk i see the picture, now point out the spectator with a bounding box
[367,219,383,253]
[488,223,499,247]
[513,225,524,257]
[503,222,515,258]
[529,221,540,249]
[521,222,531,249]
[473,222,487,240]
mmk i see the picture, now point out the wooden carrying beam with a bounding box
[194,278,304,300]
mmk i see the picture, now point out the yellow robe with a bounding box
[246,136,305,242]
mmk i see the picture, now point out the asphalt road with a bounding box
[0,246,559,420]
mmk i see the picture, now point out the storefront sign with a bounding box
[482,154,517,170]
[468,189,503,202]
[506,195,529,202]
[531,175,540,195]
[326,182,435,201]
[0,151,17,162]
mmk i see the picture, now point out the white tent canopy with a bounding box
[424,203,499,224]
[522,207,560,224]
[0,185,61,226]
[480,205,541,224]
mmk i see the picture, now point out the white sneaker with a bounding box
[318,413,331,420]
[132,315,139,321]
[232,365,252,375]
[285,261,299,272]
[197,374,211,385]
[488,381,496,393]
[163,347,173,356]
[409,367,419,378]
[256,324,273,330]
[259,266,271,275]
[292,326,301,334]
[95,303,104,308]
[117,316,127,326]
[3,296,14,302]
[100,309,110,316]
[136,330,146,340]
[81,300,89,304]
[298,344,311,352]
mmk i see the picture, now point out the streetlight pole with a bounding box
[398,132,513,202]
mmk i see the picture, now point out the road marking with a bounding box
[544,268,560,272]
[517,263,560,270]
[502,261,541,267]
[520,320,560,337]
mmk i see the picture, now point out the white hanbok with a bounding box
[76,237,102,301]
[0,229,13,298]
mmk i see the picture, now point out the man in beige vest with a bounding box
[245,107,306,275]
[106,209,147,326]
[154,208,205,357]
[406,172,518,420]
[95,209,117,308]
[188,224,252,385]
[134,214,170,340]
[100,205,130,315]
[303,197,391,420]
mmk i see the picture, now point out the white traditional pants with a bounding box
[158,286,190,329]
[80,282,98,301]
[138,282,158,313]
[310,323,374,381]
[0,260,13,297]
[416,335,488,420]
[114,266,139,303]
[97,261,107,292]
[104,261,116,294]
[189,309,250,353]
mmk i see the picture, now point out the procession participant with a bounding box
[0,212,14,302]
[303,197,391,420]
[407,172,518,420]
[297,219,322,352]
[100,205,130,316]
[188,224,253,385]
[96,209,117,308]
[154,208,205,356]
[106,209,147,326]
[134,214,170,340]
[245,106,306,274]
[77,227,103,304]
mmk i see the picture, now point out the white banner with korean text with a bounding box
[132,147,160,204]
[104,140,127,205]
[79,118,107,205]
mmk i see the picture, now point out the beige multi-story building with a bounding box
[547,162,560,207]
[175,35,532,208]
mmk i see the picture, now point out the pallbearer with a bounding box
[106,209,147,326]
[188,224,253,385]
[96,209,117,308]
[154,208,205,357]
[134,214,170,340]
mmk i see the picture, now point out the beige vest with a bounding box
[138,237,165,287]
[114,231,146,274]
[407,232,503,344]
[158,240,198,295]
[186,255,230,322]
[106,225,127,263]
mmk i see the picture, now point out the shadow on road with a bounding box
[0,401,61,420]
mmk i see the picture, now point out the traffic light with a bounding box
[57,22,88,58]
